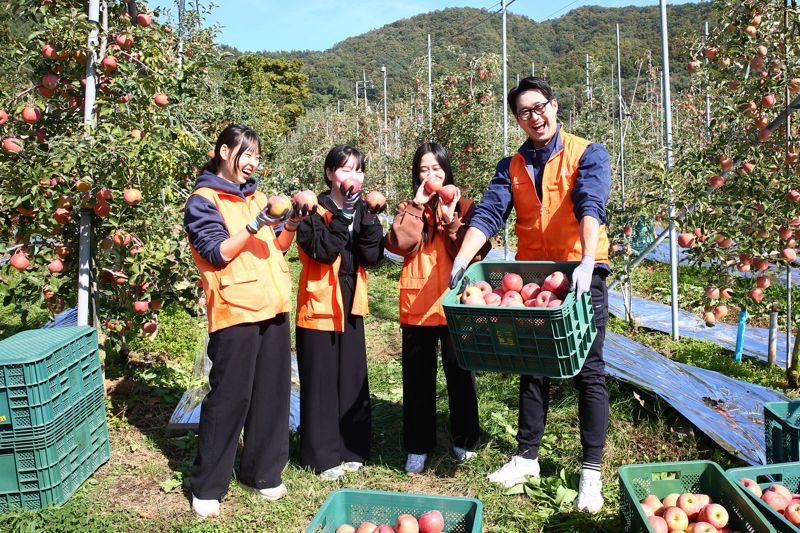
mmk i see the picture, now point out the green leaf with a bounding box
[160,473,183,493]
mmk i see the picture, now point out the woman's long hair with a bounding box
[411,142,455,242]
[202,124,261,176]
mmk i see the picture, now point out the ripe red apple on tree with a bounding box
[41,73,58,90]
[417,510,444,533]
[2,137,22,153]
[677,233,695,247]
[748,288,764,302]
[93,202,111,217]
[101,56,117,72]
[783,248,797,262]
[756,275,771,289]
[687,60,702,73]
[21,106,41,124]
[703,311,716,327]
[124,188,142,205]
[153,93,169,107]
[115,33,133,48]
[136,12,152,26]
[713,305,729,319]
[131,128,144,140]
[9,251,29,271]
[708,175,725,189]
[47,258,64,273]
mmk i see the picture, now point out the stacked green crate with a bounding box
[0,327,110,510]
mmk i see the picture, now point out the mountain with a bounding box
[249,3,714,107]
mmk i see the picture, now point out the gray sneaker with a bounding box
[320,465,345,481]
[404,453,427,474]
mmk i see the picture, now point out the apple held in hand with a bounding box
[438,184,458,204]
[423,177,443,195]
[364,191,385,212]
[502,272,523,293]
[267,195,292,217]
[542,271,569,297]
[294,189,319,211]
[342,177,362,194]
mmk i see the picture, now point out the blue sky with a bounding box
[152,0,700,53]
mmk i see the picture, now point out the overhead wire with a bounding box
[431,0,516,46]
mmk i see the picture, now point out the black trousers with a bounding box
[516,272,610,465]
[402,325,480,454]
[296,317,372,473]
[189,314,291,500]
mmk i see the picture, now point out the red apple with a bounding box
[647,515,668,533]
[623,225,633,236]
[547,299,563,308]
[708,175,725,189]
[690,521,719,533]
[463,293,486,306]
[677,493,701,520]
[395,514,419,533]
[542,271,569,297]
[703,311,717,327]
[703,47,717,59]
[784,502,800,526]
[133,300,150,314]
[705,286,720,299]
[267,195,291,217]
[484,292,501,306]
[762,490,790,512]
[9,252,29,271]
[759,128,772,141]
[502,272,523,293]
[533,290,554,307]
[124,188,142,205]
[47,258,64,273]
[473,280,492,295]
[131,128,144,140]
[41,43,57,59]
[700,503,728,529]
[788,189,800,203]
[748,288,764,302]
[767,484,792,498]
[461,285,483,303]
[762,94,776,108]
[41,73,58,90]
[423,177,443,195]
[417,510,444,533]
[372,526,394,533]
[136,13,152,26]
[101,56,117,72]
[93,202,111,217]
[640,503,655,518]
[0,109,7,125]
[662,493,680,508]
[783,248,797,262]
[141,320,157,335]
[438,184,458,204]
[663,506,689,532]
[677,233,695,247]
[363,191,384,212]
[756,275,771,289]
[2,137,22,153]
[714,305,729,319]
[342,177,362,194]
[641,495,664,517]
[687,60,702,73]
[335,525,356,533]
[115,33,133,48]
[154,93,169,107]
[21,106,41,124]
[520,282,541,301]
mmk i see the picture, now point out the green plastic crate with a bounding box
[305,489,482,533]
[727,462,800,532]
[442,261,596,377]
[765,401,800,464]
[618,460,775,533]
[0,327,101,433]
[0,387,109,511]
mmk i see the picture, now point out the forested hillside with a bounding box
[249,2,714,107]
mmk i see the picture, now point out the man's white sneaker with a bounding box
[576,469,604,514]
[254,483,287,501]
[320,465,345,481]
[191,494,220,518]
[341,461,364,472]
[404,453,427,474]
[453,446,477,461]
[487,456,540,487]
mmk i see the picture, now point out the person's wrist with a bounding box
[246,220,260,234]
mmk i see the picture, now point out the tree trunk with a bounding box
[788,330,800,389]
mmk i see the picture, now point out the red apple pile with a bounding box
[459,271,570,308]
[336,509,444,533]
[639,492,733,532]
[739,479,800,526]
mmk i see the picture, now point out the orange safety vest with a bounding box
[510,131,609,263]
[398,203,464,327]
[189,187,292,333]
[296,205,369,332]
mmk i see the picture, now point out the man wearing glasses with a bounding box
[449,77,611,514]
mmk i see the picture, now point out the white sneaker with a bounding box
[576,469,604,513]
[320,465,345,481]
[341,461,363,472]
[487,456,540,487]
[191,494,220,518]
[404,453,427,474]
[254,483,287,501]
[453,447,477,461]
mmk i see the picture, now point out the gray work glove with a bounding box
[571,255,595,296]
[247,203,290,233]
[339,183,361,220]
[449,257,468,289]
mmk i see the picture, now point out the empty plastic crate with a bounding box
[765,401,800,464]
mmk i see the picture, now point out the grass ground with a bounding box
[0,252,796,532]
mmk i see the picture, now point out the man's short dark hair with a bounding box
[507,77,555,115]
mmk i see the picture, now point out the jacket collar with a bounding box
[192,170,258,199]
[518,125,563,165]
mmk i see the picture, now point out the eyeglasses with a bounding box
[515,100,552,120]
